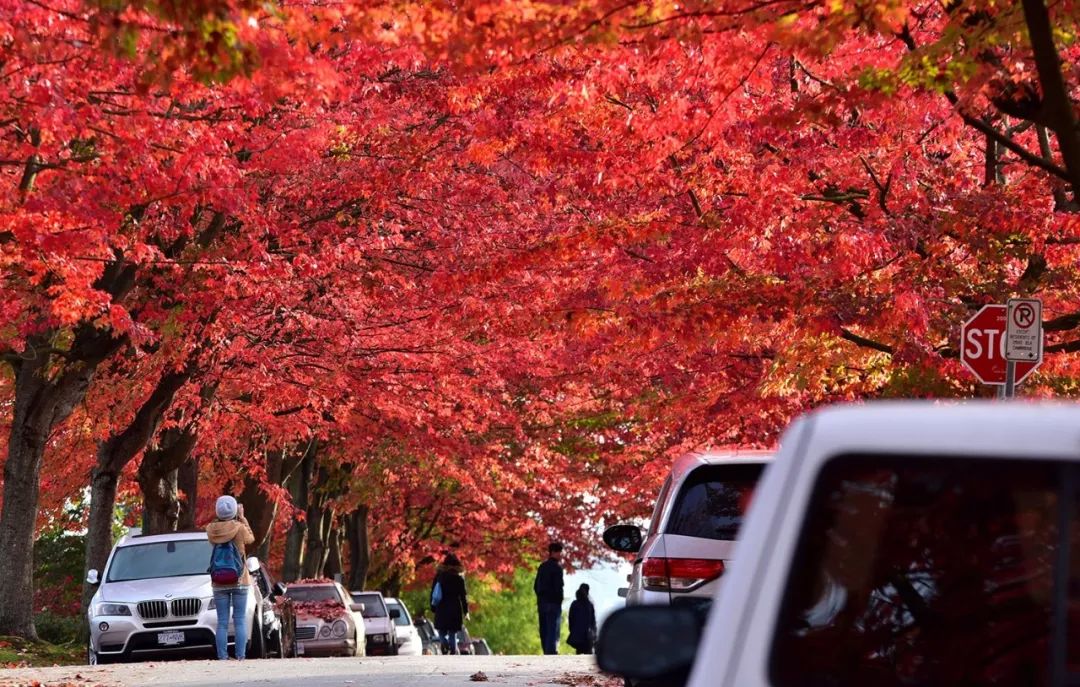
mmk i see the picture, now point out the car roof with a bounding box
[798,401,1080,463]
[351,590,384,596]
[669,448,772,486]
[288,581,337,588]
[116,530,207,547]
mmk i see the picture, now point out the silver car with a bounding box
[605,451,771,611]
[86,529,272,663]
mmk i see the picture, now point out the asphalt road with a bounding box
[0,655,613,687]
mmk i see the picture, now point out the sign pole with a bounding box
[1004,360,1016,399]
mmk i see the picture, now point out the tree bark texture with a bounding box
[345,507,371,592]
[282,444,315,582]
[138,425,200,535]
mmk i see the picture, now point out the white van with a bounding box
[599,402,1080,687]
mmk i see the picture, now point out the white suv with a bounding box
[86,529,266,664]
[605,450,772,612]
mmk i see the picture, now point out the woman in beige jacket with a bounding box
[206,495,255,660]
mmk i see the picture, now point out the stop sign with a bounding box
[961,304,1040,385]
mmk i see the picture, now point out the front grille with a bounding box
[295,625,317,641]
[170,598,202,617]
[144,619,198,629]
[137,601,168,619]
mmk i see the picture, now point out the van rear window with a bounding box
[770,455,1077,687]
[665,463,765,541]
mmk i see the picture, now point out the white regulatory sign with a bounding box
[1005,298,1043,363]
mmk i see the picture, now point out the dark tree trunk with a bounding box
[82,467,121,611]
[177,455,200,530]
[302,505,328,579]
[324,527,343,580]
[139,426,200,535]
[1,325,121,638]
[141,468,179,535]
[282,444,315,582]
[345,507,370,592]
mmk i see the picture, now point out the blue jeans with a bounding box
[538,602,562,655]
[439,629,459,654]
[213,587,249,660]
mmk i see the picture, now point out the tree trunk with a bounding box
[177,455,199,530]
[282,445,315,582]
[0,373,50,639]
[82,467,121,611]
[141,469,180,535]
[302,505,328,579]
[0,328,117,639]
[324,527,343,580]
[345,507,370,591]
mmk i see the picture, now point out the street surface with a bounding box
[0,655,611,687]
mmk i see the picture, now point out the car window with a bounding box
[664,463,765,540]
[771,455,1066,687]
[387,602,411,626]
[285,586,341,603]
[647,476,674,537]
[352,593,388,617]
[105,540,213,582]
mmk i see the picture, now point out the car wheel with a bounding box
[87,642,97,666]
[249,617,267,659]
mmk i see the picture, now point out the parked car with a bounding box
[250,560,297,658]
[350,591,397,656]
[604,450,772,613]
[471,638,493,655]
[414,616,443,655]
[286,581,364,657]
[384,597,423,656]
[599,402,1080,687]
[85,529,282,664]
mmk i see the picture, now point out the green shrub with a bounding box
[34,611,82,645]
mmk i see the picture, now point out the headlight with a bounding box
[95,603,132,617]
[320,624,332,638]
[372,633,388,643]
[332,620,347,638]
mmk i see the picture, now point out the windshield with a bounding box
[387,601,411,626]
[106,540,213,582]
[351,593,387,618]
[285,586,341,603]
[665,462,766,540]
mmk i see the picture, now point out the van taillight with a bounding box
[642,558,726,592]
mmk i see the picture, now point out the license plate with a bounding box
[157,631,185,646]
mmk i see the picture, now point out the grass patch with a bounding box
[0,636,82,667]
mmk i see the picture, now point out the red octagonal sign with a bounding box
[961,304,1040,385]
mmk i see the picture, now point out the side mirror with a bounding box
[596,606,701,680]
[389,609,401,619]
[603,524,645,553]
[246,557,261,573]
[273,582,287,597]
[350,603,365,613]
[86,569,100,585]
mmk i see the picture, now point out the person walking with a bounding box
[567,584,597,655]
[206,495,255,660]
[533,542,565,655]
[431,553,469,654]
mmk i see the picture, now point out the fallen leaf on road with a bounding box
[470,671,489,682]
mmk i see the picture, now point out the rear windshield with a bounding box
[664,462,765,540]
[106,540,212,582]
[285,586,341,603]
[352,593,388,617]
[770,455,1080,687]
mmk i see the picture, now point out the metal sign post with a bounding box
[1004,360,1017,399]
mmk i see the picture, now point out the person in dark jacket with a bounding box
[567,584,597,655]
[533,542,565,655]
[431,553,469,654]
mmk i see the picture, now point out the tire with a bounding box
[87,642,112,666]
[248,616,267,659]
